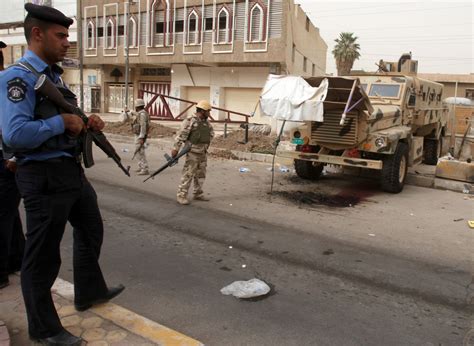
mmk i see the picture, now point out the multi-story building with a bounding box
[0,0,104,112]
[417,73,474,101]
[81,0,327,123]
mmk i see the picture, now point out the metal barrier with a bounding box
[140,90,252,142]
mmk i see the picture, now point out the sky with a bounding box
[0,0,76,23]
[297,0,473,75]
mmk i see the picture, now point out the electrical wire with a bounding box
[315,5,472,18]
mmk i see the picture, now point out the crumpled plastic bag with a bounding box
[220,278,271,299]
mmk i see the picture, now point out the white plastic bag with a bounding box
[220,278,271,299]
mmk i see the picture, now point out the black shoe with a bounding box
[0,277,9,289]
[32,329,83,345]
[74,284,125,312]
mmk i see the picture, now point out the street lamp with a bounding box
[124,0,137,110]
[78,0,84,109]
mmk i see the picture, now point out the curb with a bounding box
[104,133,471,194]
[0,321,10,346]
[52,278,203,346]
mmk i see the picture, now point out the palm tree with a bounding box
[332,32,361,76]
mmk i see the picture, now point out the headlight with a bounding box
[375,137,386,148]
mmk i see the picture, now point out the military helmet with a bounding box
[196,100,212,111]
[135,99,145,108]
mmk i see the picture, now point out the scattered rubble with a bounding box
[104,121,176,138]
[211,130,278,154]
[208,149,239,160]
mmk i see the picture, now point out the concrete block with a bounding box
[434,178,474,193]
[435,160,474,183]
[406,173,434,188]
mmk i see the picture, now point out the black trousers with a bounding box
[15,157,108,339]
[0,158,24,281]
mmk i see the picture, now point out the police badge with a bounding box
[7,78,27,103]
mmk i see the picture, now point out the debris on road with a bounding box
[241,264,247,268]
[453,218,464,222]
[104,121,176,138]
[209,149,238,160]
[279,166,290,173]
[220,278,271,299]
[469,221,474,229]
[211,130,277,154]
[368,234,376,237]
[239,167,251,173]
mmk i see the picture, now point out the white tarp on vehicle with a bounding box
[260,74,328,122]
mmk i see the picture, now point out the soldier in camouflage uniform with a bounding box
[132,99,150,175]
[172,100,214,205]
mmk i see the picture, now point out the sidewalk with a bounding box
[0,274,202,346]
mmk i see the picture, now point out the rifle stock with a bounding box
[34,74,130,176]
[144,145,191,182]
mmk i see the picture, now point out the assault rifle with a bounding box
[143,144,191,182]
[34,74,131,177]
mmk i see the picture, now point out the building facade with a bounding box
[81,0,327,123]
[418,73,474,101]
[0,0,102,112]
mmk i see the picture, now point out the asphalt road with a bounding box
[58,179,470,346]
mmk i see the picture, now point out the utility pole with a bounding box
[77,0,84,109]
[124,0,130,110]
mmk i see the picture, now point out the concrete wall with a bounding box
[284,1,327,76]
[442,83,474,99]
[418,73,474,99]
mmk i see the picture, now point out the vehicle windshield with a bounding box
[368,84,401,98]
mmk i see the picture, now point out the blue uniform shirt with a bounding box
[0,50,68,161]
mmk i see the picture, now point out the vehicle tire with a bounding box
[423,138,441,165]
[380,142,409,193]
[294,159,324,180]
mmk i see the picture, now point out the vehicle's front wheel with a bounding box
[380,142,409,193]
[423,138,442,165]
[294,159,324,180]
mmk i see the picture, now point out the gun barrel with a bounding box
[144,145,191,182]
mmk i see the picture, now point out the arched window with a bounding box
[105,17,115,48]
[128,15,138,47]
[249,3,264,42]
[216,6,231,44]
[150,0,172,46]
[86,20,96,49]
[186,9,200,45]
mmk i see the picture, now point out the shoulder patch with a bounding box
[7,78,27,103]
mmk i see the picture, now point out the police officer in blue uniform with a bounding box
[0,4,124,345]
[0,38,24,290]
[0,142,24,289]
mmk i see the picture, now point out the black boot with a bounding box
[32,329,83,346]
[75,284,125,311]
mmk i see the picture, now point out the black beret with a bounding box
[24,3,73,28]
[0,41,6,49]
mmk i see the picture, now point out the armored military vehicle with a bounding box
[277,54,447,193]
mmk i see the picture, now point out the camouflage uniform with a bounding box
[174,114,214,199]
[132,109,150,173]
